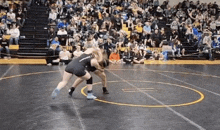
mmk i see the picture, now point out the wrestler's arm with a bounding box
[91,59,104,72]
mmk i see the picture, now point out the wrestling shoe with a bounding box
[87,93,97,100]
[68,87,75,97]
[103,87,109,94]
[51,88,60,99]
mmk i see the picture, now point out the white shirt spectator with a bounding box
[49,12,57,20]
[203,35,212,47]
[210,21,216,30]
[9,28,20,38]
[59,50,71,60]
[7,12,16,21]
[73,50,83,57]
[73,46,83,57]
[57,29,67,35]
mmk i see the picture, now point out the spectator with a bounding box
[104,38,114,58]
[170,18,180,31]
[133,48,145,64]
[200,33,213,60]
[48,27,56,46]
[0,19,8,35]
[48,9,57,24]
[59,46,71,65]
[109,49,121,64]
[122,48,133,64]
[51,37,61,51]
[151,29,162,47]
[73,45,83,57]
[6,10,16,23]
[143,22,152,40]
[57,27,67,35]
[16,10,25,27]
[212,37,220,49]
[216,17,220,34]
[171,39,185,57]
[8,24,20,45]
[2,0,9,11]
[0,35,10,59]
[57,19,68,29]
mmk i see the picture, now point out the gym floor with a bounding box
[0,64,220,130]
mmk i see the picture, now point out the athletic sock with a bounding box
[68,87,75,96]
[103,87,109,94]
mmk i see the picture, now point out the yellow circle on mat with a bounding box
[81,80,205,108]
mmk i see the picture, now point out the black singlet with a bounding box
[65,53,93,77]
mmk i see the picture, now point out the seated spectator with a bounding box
[149,49,163,60]
[185,25,193,43]
[8,24,20,45]
[46,44,60,66]
[143,22,152,40]
[0,9,7,19]
[48,9,57,24]
[170,18,180,31]
[212,37,220,49]
[122,48,133,64]
[67,21,76,35]
[48,27,56,46]
[51,37,61,51]
[57,19,68,29]
[216,17,220,34]
[6,10,16,23]
[1,0,9,11]
[109,49,121,64]
[171,39,185,57]
[159,28,169,47]
[151,29,162,47]
[59,47,71,65]
[16,10,25,27]
[57,27,67,35]
[0,19,8,35]
[73,45,83,57]
[199,33,213,60]
[133,49,145,64]
[193,19,202,30]
[0,35,10,59]
[135,22,143,39]
[104,38,114,58]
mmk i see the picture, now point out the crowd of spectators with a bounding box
[0,0,28,59]
[46,0,220,64]
[1,0,220,62]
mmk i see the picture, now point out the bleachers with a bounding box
[18,3,49,58]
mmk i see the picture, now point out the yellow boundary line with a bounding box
[81,80,205,108]
[0,69,206,107]
[1,68,220,80]
[0,70,59,80]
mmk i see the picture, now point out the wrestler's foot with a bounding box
[51,88,60,99]
[103,87,109,94]
[87,93,97,100]
[68,87,75,97]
